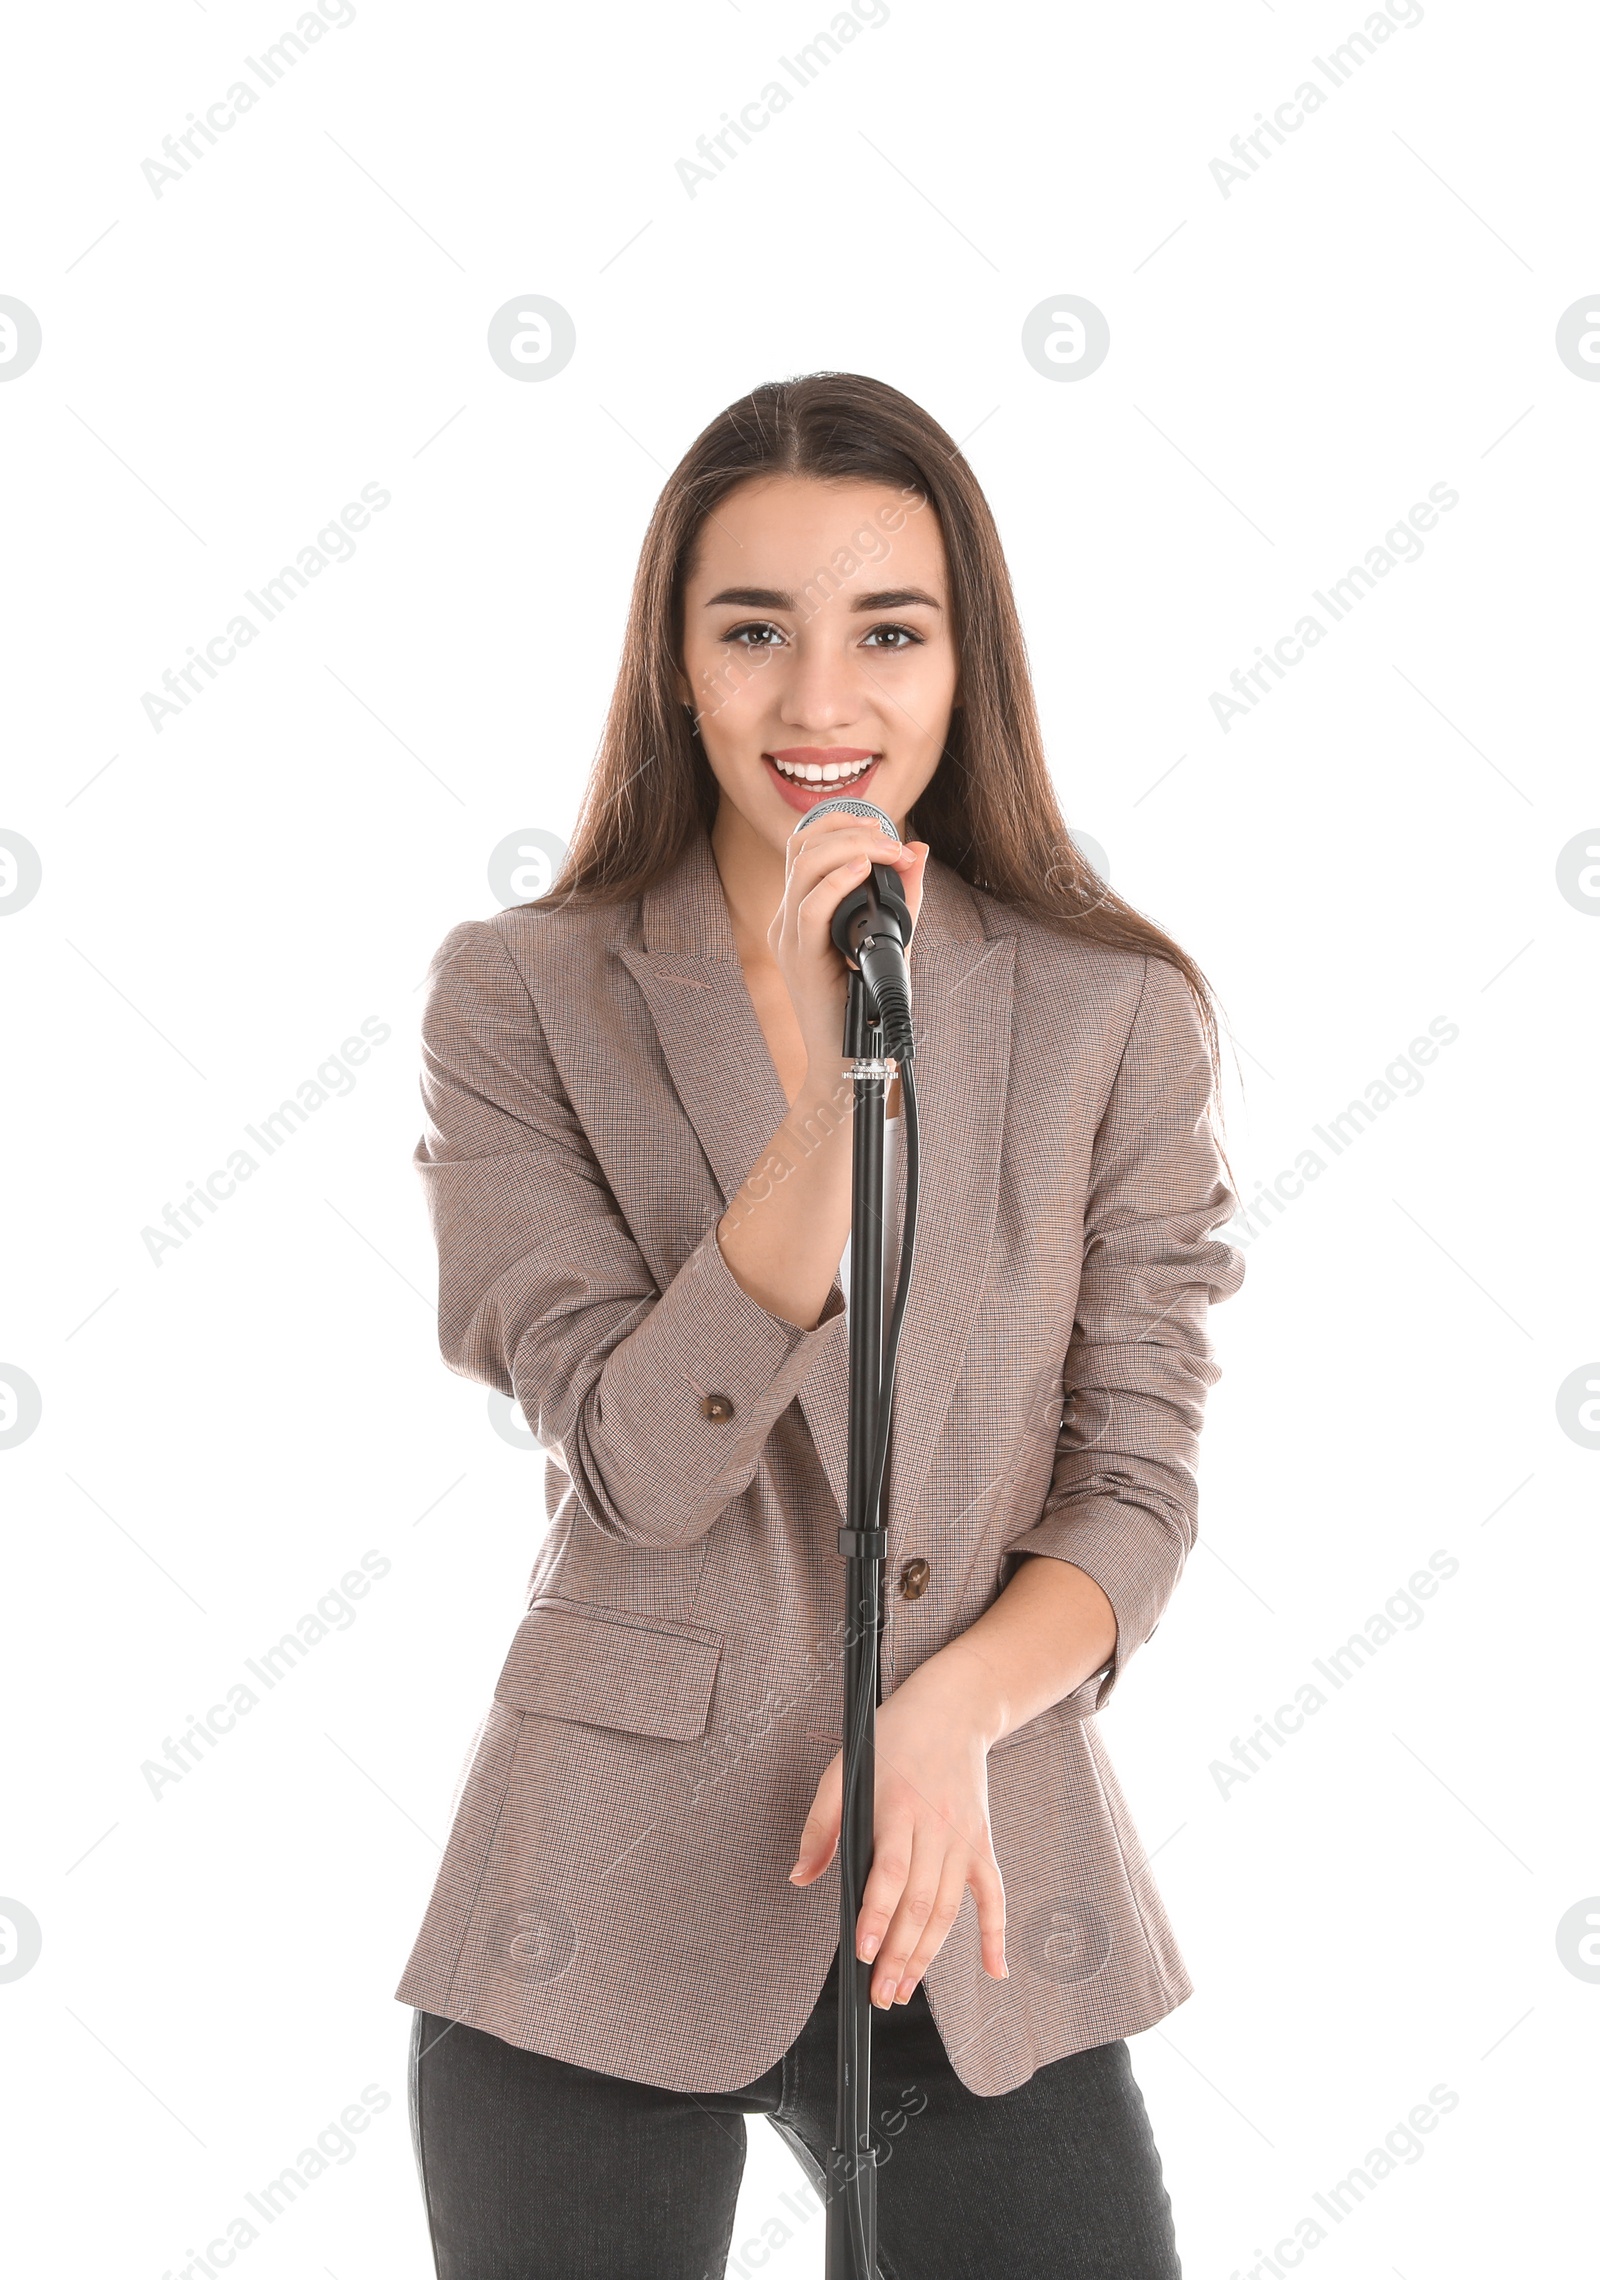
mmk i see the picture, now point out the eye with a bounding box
[861,622,923,650]
[720,620,786,650]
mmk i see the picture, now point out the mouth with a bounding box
[762,748,883,812]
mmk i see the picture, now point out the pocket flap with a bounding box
[492,1596,724,1742]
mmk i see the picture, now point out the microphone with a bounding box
[791,795,916,1063]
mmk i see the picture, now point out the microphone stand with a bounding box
[826,967,917,2280]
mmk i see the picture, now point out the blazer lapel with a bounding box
[615,838,794,1218]
[616,832,1017,1539]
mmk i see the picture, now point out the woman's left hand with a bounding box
[788,1659,1009,2007]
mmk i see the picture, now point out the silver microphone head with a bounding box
[790,795,900,844]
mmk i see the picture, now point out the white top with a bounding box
[839,1112,903,1323]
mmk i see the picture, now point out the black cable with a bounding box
[869,1054,918,1524]
[838,1051,919,2276]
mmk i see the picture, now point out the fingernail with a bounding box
[788,1864,803,1882]
[860,1932,879,1959]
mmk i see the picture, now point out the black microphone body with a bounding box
[790,796,917,1062]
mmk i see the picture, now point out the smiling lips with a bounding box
[763,747,882,812]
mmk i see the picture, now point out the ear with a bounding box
[672,664,694,708]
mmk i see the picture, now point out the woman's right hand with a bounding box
[768,813,928,1089]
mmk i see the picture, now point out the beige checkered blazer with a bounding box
[392,828,1244,2096]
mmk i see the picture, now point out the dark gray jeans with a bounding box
[408,1947,1182,2278]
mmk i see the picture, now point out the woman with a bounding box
[396,372,1245,2277]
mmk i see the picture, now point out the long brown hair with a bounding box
[538,370,1229,1119]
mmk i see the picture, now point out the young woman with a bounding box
[395,372,1245,2278]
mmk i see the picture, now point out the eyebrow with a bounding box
[703,586,942,611]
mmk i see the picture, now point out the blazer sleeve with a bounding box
[414,918,849,1552]
[999,952,1245,1711]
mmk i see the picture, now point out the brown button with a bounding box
[898,1557,931,1600]
[700,1392,736,1421]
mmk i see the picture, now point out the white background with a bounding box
[2,1,1595,2274]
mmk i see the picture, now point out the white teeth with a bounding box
[771,756,874,782]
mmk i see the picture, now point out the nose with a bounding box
[776,637,868,737]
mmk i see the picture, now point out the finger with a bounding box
[787,816,919,886]
[773,848,863,960]
[789,1754,842,1885]
[784,811,872,878]
[789,846,916,915]
[888,1847,971,2004]
[969,1849,1009,1982]
[864,1826,947,2008]
[900,842,930,935]
[797,829,916,880]
[795,855,875,953]
[779,830,883,930]
[793,835,919,937]
[852,1819,914,1975]
[781,831,921,976]
[788,807,888,849]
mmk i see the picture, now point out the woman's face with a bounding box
[676,473,959,852]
